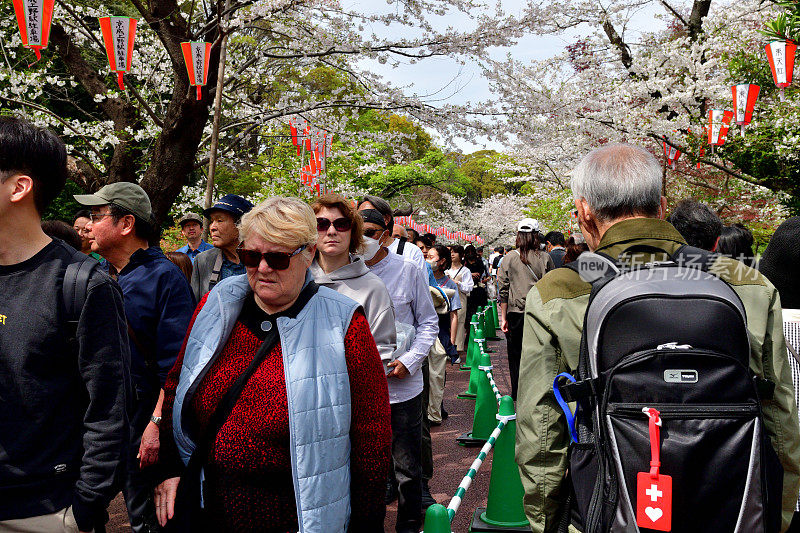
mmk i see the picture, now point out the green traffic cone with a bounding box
[459,315,478,370]
[471,352,498,439]
[479,396,529,527]
[485,307,499,341]
[423,503,452,533]
[461,317,479,371]
[458,324,484,399]
[481,312,495,352]
[491,300,500,329]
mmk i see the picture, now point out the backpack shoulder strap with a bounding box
[672,244,719,272]
[562,251,620,284]
[397,237,406,255]
[63,253,100,322]
[208,251,224,288]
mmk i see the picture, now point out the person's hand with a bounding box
[472,272,480,280]
[387,360,410,379]
[137,421,160,469]
[500,318,509,333]
[154,477,180,527]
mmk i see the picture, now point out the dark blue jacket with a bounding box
[112,247,195,393]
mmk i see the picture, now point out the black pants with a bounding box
[119,391,162,533]
[421,359,433,481]
[391,394,423,533]
[506,311,525,401]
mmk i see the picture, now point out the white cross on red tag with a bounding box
[636,408,672,531]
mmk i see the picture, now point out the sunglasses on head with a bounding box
[236,244,307,270]
[316,217,352,232]
[363,228,385,238]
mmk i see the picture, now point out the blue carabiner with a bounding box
[553,372,578,444]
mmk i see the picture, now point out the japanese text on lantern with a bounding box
[114,19,127,71]
[194,45,204,86]
[23,0,42,46]
[736,86,747,123]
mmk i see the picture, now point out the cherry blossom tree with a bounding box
[0,0,542,224]
[481,0,798,222]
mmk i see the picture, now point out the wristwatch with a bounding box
[150,415,162,426]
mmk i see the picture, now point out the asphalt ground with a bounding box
[107,330,514,532]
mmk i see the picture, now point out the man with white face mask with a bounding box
[359,195,428,272]
[359,208,439,533]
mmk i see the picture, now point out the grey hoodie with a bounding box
[309,257,397,372]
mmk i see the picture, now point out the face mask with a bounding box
[426,259,438,270]
[357,236,381,262]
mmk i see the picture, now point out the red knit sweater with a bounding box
[160,292,392,532]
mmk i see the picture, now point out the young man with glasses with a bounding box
[75,182,195,533]
[0,117,130,533]
[190,194,254,302]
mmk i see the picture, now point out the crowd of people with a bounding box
[2,116,800,533]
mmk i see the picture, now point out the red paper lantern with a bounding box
[708,109,733,146]
[731,83,760,136]
[662,142,681,169]
[99,16,138,91]
[11,0,55,63]
[180,41,212,100]
[765,41,796,102]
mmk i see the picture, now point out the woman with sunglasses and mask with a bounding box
[309,193,398,374]
[154,197,392,533]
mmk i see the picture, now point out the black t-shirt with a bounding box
[0,239,131,530]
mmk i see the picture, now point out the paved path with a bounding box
[107,331,515,532]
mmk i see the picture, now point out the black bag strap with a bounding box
[208,252,224,289]
[786,340,800,366]
[62,253,100,322]
[183,329,279,505]
[397,236,406,255]
[672,244,719,272]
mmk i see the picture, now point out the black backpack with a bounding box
[556,244,783,533]
[62,251,101,340]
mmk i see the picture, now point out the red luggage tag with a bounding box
[636,407,672,531]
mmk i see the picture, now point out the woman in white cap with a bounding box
[497,218,554,400]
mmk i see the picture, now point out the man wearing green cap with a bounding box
[76,182,196,533]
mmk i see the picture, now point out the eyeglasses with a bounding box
[316,217,352,233]
[89,212,112,223]
[237,244,307,270]
[363,228,385,238]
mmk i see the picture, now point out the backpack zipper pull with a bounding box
[657,342,693,350]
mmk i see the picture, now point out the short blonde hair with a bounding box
[239,197,317,253]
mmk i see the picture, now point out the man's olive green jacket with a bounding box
[515,218,800,532]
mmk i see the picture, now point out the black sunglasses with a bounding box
[316,217,352,232]
[236,244,306,270]
[363,228,385,238]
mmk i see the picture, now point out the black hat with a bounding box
[360,209,387,229]
[759,216,800,309]
[203,194,254,220]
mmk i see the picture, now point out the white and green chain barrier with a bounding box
[444,411,517,521]
[437,331,515,524]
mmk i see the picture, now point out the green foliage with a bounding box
[43,180,83,222]
[762,0,800,42]
[458,150,526,203]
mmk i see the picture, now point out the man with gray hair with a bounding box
[515,143,800,532]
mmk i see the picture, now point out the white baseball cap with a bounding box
[517,218,541,233]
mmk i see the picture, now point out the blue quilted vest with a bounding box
[172,272,359,532]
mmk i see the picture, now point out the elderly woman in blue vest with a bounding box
[154,197,392,532]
